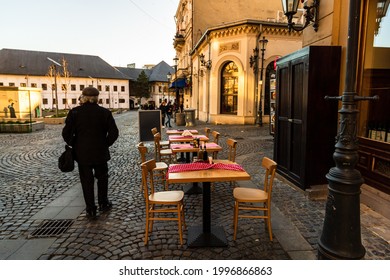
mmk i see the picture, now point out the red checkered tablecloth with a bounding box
[168,162,245,173]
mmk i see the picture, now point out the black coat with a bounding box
[62,103,119,165]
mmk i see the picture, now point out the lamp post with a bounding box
[258,36,268,126]
[173,56,179,108]
[47,57,61,117]
[318,0,378,259]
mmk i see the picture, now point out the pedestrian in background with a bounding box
[165,101,173,127]
[62,87,119,218]
[159,99,167,128]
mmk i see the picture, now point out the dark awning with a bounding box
[169,78,186,88]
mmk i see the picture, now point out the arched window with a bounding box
[220,61,239,114]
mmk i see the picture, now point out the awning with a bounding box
[169,78,186,88]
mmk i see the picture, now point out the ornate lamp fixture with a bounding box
[199,53,212,70]
[281,0,320,32]
[249,47,259,71]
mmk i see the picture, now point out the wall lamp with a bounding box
[199,53,212,70]
[281,0,320,32]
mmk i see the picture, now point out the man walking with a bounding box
[62,87,119,218]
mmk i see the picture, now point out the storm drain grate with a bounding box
[29,219,74,238]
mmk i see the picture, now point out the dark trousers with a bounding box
[165,114,172,127]
[78,162,109,211]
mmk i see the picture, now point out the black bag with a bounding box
[58,145,74,172]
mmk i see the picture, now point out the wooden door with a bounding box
[275,55,307,187]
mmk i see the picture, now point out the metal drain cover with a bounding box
[29,219,73,238]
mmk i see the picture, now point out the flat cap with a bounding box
[82,87,99,96]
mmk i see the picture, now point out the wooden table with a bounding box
[166,129,199,135]
[168,134,209,143]
[170,142,222,163]
[167,161,251,247]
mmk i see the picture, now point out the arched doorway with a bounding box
[220,61,239,114]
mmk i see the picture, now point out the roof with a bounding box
[0,48,127,80]
[116,61,174,83]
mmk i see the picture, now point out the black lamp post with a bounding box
[318,0,378,259]
[258,36,268,126]
[173,56,179,107]
[250,47,259,124]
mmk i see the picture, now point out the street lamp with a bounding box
[258,36,268,126]
[281,0,320,32]
[47,57,61,117]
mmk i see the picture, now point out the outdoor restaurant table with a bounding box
[166,129,199,135]
[167,160,251,247]
[168,134,209,143]
[170,142,222,163]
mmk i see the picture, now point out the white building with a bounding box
[0,49,129,111]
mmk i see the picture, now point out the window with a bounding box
[0,82,3,86]
[106,99,110,104]
[220,61,239,114]
[52,84,56,90]
[119,99,126,103]
[9,82,15,86]
[43,98,48,105]
[71,84,76,91]
[42,84,47,90]
[20,82,27,87]
[80,85,85,91]
[31,83,37,88]
[121,86,125,92]
[62,98,67,104]
[113,85,118,91]
[99,99,103,104]
[72,99,77,104]
[98,85,102,91]
[105,85,110,91]
[61,84,67,91]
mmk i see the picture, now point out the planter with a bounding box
[0,121,45,133]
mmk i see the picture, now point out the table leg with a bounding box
[187,181,228,247]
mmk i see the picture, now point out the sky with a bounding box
[0,0,180,68]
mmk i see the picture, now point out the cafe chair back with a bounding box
[137,142,168,191]
[233,157,277,241]
[151,127,170,150]
[204,127,211,138]
[141,159,186,245]
[153,132,174,164]
[211,131,221,158]
[226,138,238,162]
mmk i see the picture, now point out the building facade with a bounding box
[0,49,129,112]
[173,0,303,124]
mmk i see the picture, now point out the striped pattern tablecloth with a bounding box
[168,162,245,173]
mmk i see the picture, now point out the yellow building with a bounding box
[173,0,303,124]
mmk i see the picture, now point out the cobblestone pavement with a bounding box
[0,110,389,260]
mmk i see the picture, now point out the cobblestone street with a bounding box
[0,110,389,260]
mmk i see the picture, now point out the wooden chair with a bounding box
[141,159,185,245]
[153,132,175,164]
[233,157,277,241]
[204,127,211,138]
[137,142,168,191]
[211,131,220,158]
[151,127,169,149]
[226,138,238,162]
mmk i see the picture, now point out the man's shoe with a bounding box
[99,201,113,212]
[86,207,97,218]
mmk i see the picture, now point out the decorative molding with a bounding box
[219,42,240,54]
